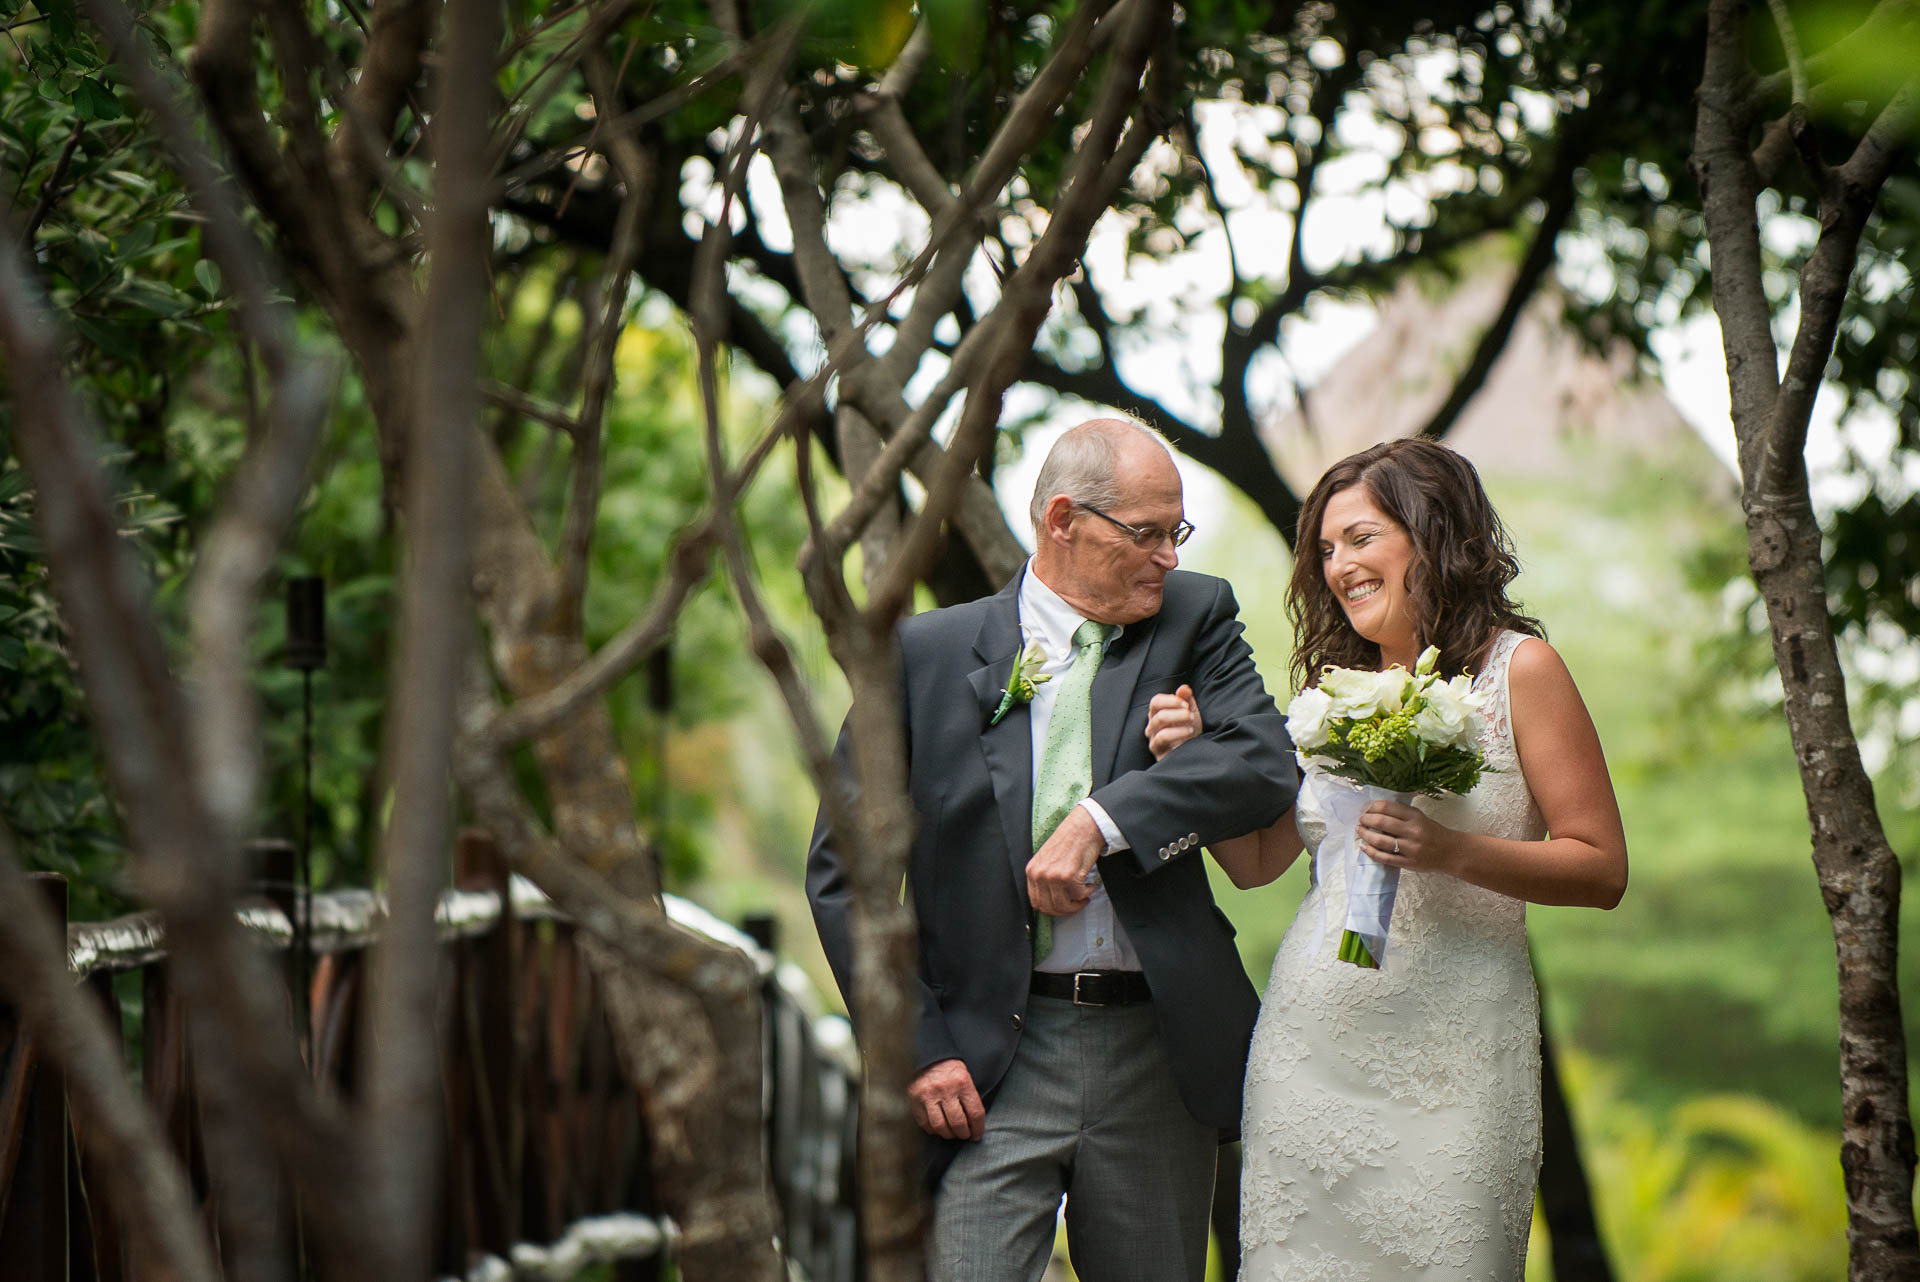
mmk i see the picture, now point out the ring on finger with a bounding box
[1392,838,1400,854]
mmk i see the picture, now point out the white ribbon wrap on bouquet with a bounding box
[1313,780,1415,969]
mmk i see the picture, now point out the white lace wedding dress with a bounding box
[1240,630,1545,1280]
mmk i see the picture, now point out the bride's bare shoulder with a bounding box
[1505,637,1597,729]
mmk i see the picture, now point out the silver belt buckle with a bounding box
[1072,971,1100,1006]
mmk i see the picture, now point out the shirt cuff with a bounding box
[1078,799,1129,853]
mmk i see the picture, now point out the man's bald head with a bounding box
[1027,418,1176,531]
[1028,417,1185,624]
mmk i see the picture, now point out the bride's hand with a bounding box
[1145,684,1202,760]
[1357,801,1460,874]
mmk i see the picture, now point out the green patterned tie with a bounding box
[1031,619,1113,964]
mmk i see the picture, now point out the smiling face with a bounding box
[1318,482,1419,666]
[1036,432,1185,625]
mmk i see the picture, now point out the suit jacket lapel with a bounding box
[967,573,1033,883]
[1089,615,1155,790]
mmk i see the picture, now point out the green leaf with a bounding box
[193,257,222,297]
[115,279,194,318]
[74,78,124,123]
[72,315,139,360]
[117,219,157,259]
[922,0,985,73]
[32,0,76,45]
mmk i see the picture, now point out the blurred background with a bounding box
[4,1,1917,1278]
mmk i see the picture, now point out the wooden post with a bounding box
[240,839,301,1281]
[0,872,71,1282]
[247,839,302,1021]
[70,971,128,1282]
[455,829,520,1257]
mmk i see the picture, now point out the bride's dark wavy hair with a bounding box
[1287,439,1542,691]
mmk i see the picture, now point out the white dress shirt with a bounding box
[1020,561,1142,974]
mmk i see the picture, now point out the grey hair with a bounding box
[1027,417,1173,531]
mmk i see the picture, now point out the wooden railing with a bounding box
[0,840,861,1282]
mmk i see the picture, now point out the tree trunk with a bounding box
[1692,4,1918,1275]
[1743,489,1916,1277]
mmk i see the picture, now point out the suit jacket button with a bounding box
[1011,1013,1023,1031]
[1159,848,1171,861]
[1188,831,1199,843]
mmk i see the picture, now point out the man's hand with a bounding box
[1146,683,1203,760]
[1027,805,1104,917]
[909,1058,986,1141]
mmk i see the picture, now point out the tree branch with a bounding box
[857,24,952,217]
[1761,73,1919,498]
[1747,0,1917,110]
[1765,0,1809,105]
[1019,347,1307,543]
[481,390,798,751]
[874,0,1120,384]
[1692,0,1781,485]
[494,46,751,195]
[1838,73,1920,193]
[328,0,431,207]
[359,0,494,1272]
[557,46,652,626]
[868,0,1164,622]
[491,0,641,176]
[15,120,83,249]
[484,380,579,437]
[1417,111,1592,441]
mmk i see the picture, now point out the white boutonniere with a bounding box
[989,636,1051,726]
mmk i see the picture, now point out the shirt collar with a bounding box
[1020,558,1123,658]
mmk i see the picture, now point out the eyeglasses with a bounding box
[1075,502,1195,549]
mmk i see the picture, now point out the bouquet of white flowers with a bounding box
[1286,645,1491,968]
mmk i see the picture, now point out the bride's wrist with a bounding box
[1430,826,1468,877]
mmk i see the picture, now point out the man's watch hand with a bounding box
[909,1058,986,1141]
[1027,807,1103,917]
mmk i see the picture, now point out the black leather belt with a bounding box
[1030,970,1152,1006]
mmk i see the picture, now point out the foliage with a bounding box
[1541,1053,1850,1282]
[1571,4,1920,745]
[0,1,222,912]
[0,458,150,917]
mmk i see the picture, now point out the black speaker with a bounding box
[285,576,326,671]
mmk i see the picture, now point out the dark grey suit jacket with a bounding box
[806,567,1297,1175]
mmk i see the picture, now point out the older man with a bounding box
[807,418,1297,1280]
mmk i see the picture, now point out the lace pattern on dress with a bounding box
[1240,630,1546,1280]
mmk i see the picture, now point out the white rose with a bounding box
[1318,664,1411,721]
[1415,675,1488,748]
[1410,693,1470,746]
[1285,685,1335,749]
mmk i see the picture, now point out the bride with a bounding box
[1147,439,1627,1279]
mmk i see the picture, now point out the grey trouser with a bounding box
[927,993,1218,1282]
